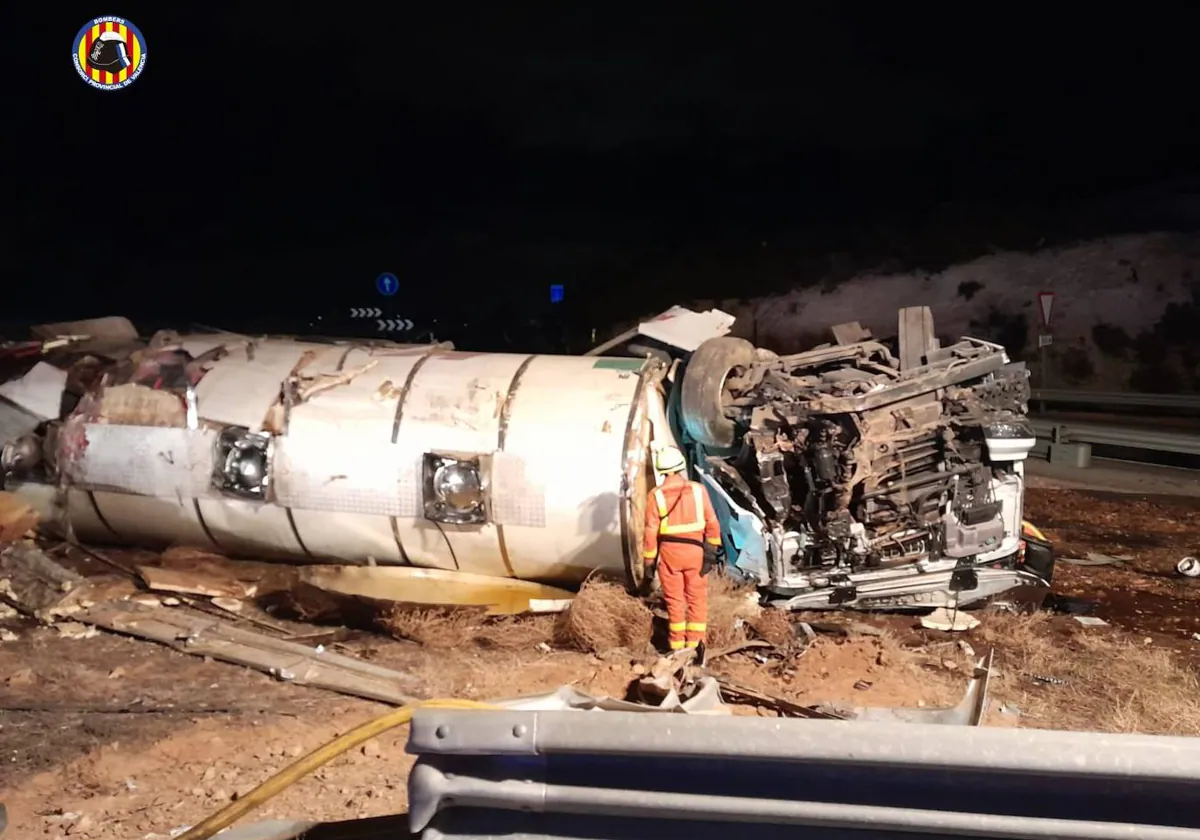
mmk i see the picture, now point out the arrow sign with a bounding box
[1037,291,1055,328]
[377,318,415,332]
[350,307,382,318]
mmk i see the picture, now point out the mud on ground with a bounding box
[1,485,1199,839]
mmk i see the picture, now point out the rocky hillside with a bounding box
[689,232,1200,392]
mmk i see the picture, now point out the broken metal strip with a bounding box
[76,603,424,705]
[617,365,651,590]
[808,352,1005,414]
[492,354,537,577]
[389,350,439,564]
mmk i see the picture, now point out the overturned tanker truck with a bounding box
[0,307,1052,610]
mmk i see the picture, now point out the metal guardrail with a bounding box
[1030,418,1200,456]
[406,708,1200,839]
[1031,388,1200,411]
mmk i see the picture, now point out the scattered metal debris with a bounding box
[1073,615,1110,627]
[75,601,425,705]
[1060,552,1129,566]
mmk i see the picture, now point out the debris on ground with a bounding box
[3,482,1200,838]
[974,611,1200,735]
[697,574,763,649]
[299,565,574,616]
[75,600,425,704]
[0,541,85,619]
[137,565,258,600]
[920,607,981,632]
[1060,552,1130,567]
[553,577,653,655]
[0,491,39,545]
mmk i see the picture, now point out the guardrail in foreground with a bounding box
[1031,389,1200,411]
[1029,418,1200,456]
[406,708,1200,839]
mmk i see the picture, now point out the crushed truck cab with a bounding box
[645,306,1052,610]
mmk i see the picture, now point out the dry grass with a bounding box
[376,605,483,648]
[375,605,555,650]
[554,578,654,654]
[979,612,1200,735]
[704,574,760,649]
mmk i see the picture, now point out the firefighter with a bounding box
[643,445,723,655]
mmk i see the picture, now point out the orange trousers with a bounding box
[659,552,708,650]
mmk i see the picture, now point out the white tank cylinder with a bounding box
[53,338,654,587]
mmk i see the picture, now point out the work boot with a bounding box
[694,640,707,667]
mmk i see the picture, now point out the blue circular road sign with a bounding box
[376,272,399,296]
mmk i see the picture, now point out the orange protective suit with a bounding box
[643,472,722,650]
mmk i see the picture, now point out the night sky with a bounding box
[9,6,1200,351]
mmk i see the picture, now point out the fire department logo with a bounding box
[72,17,146,90]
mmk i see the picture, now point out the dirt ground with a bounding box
[3,484,1200,839]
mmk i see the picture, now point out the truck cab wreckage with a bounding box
[0,307,1052,611]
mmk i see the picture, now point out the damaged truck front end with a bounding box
[0,308,1050,612]
[669,307,1051,610]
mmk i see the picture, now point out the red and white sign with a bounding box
[1037,291,1055,328]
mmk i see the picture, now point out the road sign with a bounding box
[377,318,414,332]
[549,284,564,303]
[1037,291,1055,328]
[376,273,399,297]
[350,307,382,318]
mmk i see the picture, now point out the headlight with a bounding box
[422,453,487,525]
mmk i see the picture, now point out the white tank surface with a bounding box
[43,336,655,588]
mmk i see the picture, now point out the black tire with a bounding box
[680,336,756,448]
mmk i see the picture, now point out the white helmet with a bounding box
[1177,556,1200,578]
[653,445,686,474]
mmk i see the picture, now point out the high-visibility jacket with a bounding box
[642,473,722,565]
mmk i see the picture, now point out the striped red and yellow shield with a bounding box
[73,18,146,89]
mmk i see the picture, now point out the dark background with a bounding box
[8,5,1200,351]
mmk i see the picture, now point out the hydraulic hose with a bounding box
[175,697,497,840]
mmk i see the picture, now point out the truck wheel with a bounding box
[680,336,756,449]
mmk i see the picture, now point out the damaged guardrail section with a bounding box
[406,710,1200,839]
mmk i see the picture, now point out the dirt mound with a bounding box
[747,608,795,647]
[554,578,653,654]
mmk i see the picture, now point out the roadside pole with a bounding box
[1037,291,1055,414]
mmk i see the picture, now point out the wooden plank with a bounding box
[76,603,424,705]
[137,565,256,599]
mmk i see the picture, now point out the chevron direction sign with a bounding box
[378,318,414,332]
[350,307,383,318]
